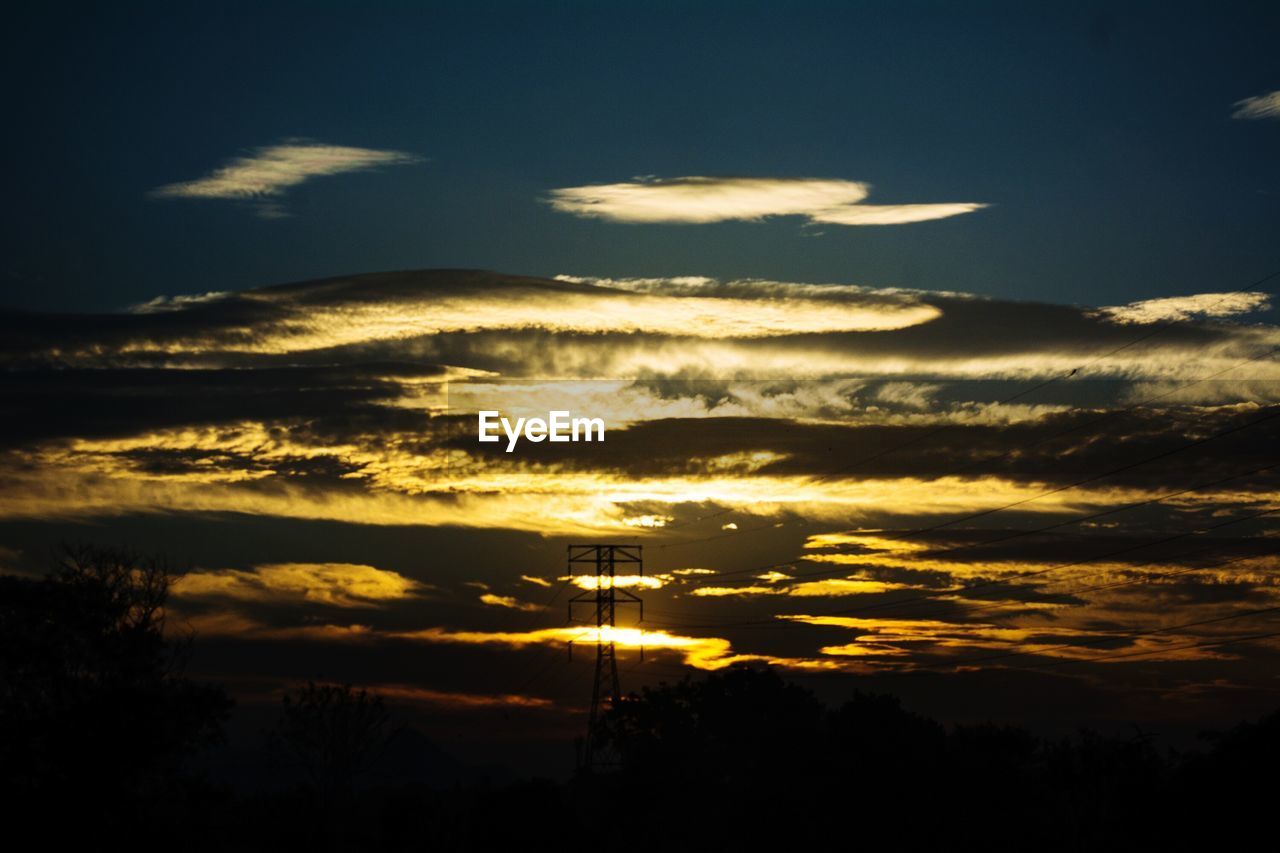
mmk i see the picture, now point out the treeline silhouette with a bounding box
[0,545,230,837]
[2,546,1276,850]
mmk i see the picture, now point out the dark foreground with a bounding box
[4,547,1277,850]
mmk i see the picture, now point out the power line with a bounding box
[633,524,1279,690]
[646,492,1280,631]
[1016,625,1280,671]
[676,454,1280,608]
[650,281,1280,556]
[503,575,586,699]
[621,510,1280,687]
[508,624,593,700]
[562,605,1280,685]
[931,344,1280,485]
[920,593,1280,672]
[642,546,1275,634]
[514,272,1280,701]
[883,543,1272,627]
[733,627,1280,681]
[661,399,1280,559]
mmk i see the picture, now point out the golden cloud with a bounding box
[368,683,556,709]
[4,433,1265,538]
[479,593,544,612]
[546,176,986,226]
[689,578,912,598]
[569,574,667,590]
[1093,292,1271,325]
[397,624,855,672]
[174,562,422,607]
[161,284,943,354]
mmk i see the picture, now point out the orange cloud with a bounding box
[174,562,423,607]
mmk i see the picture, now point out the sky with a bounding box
[4,0,1280,312]
[3,1,1280,776]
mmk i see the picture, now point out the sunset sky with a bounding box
[3,1,1279,774]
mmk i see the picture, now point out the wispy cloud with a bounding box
[809,202,988,225]
[174,562,424,607]
[151,141,420,218]
[369,683,555,709]
[1093,292,1271,325]
[479,593,543,612]
[130,291,231,314]
[688,577,913,597]
[546,176,986,226]
[396,624,850,672]
[1232,90,1280,120]
[108,274,948,354]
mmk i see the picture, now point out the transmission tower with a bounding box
[567,543,643,772]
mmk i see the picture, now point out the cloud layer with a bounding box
[2,267,1278,721]
[175,562,424,607]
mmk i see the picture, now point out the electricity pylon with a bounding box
[567,544,643,772]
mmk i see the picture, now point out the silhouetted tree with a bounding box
[591,665,833,847]
[601,664,825,784]
[0,543,230,836]
[269,681,390,801]
[589,664,1183,850]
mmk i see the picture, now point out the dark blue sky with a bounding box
[4,0,1278,311]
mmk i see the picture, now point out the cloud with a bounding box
[1093,292,1271,325]
[174,562,424,607]
[569,574,666,590]
[131,291,232,314]
[151,141,420,217]
[3,269,1280,546]
[783,614,1119,660]
[479,593,543,611]
[105,272,942,354]
[689,577,914,598]
[809,203,989,225]
[2,253,1269,696]
[1232,90,1280,120]
[11,272,1280,386]
[7,266,1275,707]
[368,684,555,709]
[11,425,1235,535]
[546,176,986,226]
[397,624,853,672]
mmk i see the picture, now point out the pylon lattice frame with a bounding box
[567,544,642,772]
